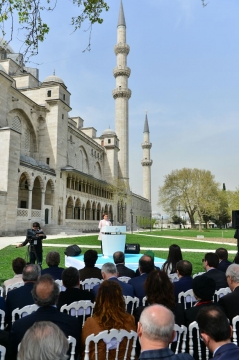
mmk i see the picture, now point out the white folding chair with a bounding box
[123,296,139,315]
[169,324,187,354]
[0,310,5,330]
[81,278,103,291]
[118,276,131,283]
[84,328,137,360]
[12,304,38,324]
[0,287,3,298]
[178,289,196,309]
[214,287,231,302]
[232,315,239,345]
[67,336,76,360]
[168,273,179,282]
[142,296,147,306]
[55,279,66,292]
[0,345,6,360]
[60,300,95,327]
[188,321,209,360]
[5,281,24,295]
[192,272,205,279]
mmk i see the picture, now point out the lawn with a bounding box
[0,230,236,285]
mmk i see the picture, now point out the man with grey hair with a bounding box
[18,321,69,360]
[9,274,80,360]
[218,263,239,321]
[137,304,194,360]
[92,262,134,298]
[6,264,41,329]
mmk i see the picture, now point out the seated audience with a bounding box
[41,251,64,280]
[4,257,26,289]
[135,250,160,276]
[6,264,41,328]
[79,250,102,281]
[174,260,193,303]
[162,244,183,275]
[57,266,94,310]
[201,252,228,290]
[184,275,216,325]
[81,281,136,360]
[197,305,239,359]
[92,262,133,299]
[9,274,80,360]
[128,255,154,304]
[218,263,239,322]
[216,248,232,273]
[113,251,135,278]
[17,321,69,360]
[137,304,194,360]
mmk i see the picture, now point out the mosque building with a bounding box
[0,1,152,235]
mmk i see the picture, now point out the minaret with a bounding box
[112,0,131,184]
[141,113,153,202]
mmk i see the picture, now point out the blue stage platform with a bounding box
[65,253,166,271]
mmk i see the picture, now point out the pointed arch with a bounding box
[66,196,74,219]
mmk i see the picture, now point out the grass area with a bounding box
[0,230,236,284]
[142,228,235,239]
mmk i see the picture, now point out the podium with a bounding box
[101,226,126,257]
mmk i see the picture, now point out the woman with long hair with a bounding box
[81,281,136,360]
[162,244,183,274]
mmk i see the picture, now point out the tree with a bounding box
[0,0,109,59]
[158,168,220,230]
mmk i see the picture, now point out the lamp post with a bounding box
[150,212,152,232]
[161,216,163,231]
[130,209,133,234]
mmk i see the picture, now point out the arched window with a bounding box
[12,116,21,132]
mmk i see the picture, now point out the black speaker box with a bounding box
[232,210,239,229]
[64,245,81,257]
[125,243,140,254]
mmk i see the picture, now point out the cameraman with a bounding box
[17,222,46,265]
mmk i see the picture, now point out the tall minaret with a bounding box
[113,0,131,184]
[141,113,153,202]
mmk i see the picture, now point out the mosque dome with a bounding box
[0,37,15,54]
[101,128,116,136]
[42,74,65,85]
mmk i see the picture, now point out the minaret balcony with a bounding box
[112,88,131,99]
[141,142,152,149]
[141,159,153,166]
[114,43,130,55]
[113,66,131,78]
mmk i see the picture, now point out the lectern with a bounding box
[101,226,126,257]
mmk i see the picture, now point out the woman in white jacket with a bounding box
[98,213,112,255]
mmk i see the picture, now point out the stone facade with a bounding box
[0,2,152,236]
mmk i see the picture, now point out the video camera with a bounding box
[26,229,43,242]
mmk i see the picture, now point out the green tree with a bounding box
[158,168,220,230]
[0,0,109,59]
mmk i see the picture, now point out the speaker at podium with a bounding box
[101,226,126,257]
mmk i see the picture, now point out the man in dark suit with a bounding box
[197,305,239,360]
[57,266,94,309]
[92,262,134,298]
[216,248,232,273]
[79,249,102,281]
[174,260,193,302]
[113,251,135,278]
[201,252,227,290]
[9,274,80,360]
[6,264,41,329]
[41,251,65,280]
[218,263,239,322]
[128,255,154,304]
[138,304,194,360]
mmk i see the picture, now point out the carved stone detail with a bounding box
[112,88,132,99]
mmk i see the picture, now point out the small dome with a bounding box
[0,37,14,53]
[102,128,116,136]
[42,75,65,85]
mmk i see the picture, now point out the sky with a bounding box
[7,0,239,214]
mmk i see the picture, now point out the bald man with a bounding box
[137,304,194,360]
[9,274,80,360]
